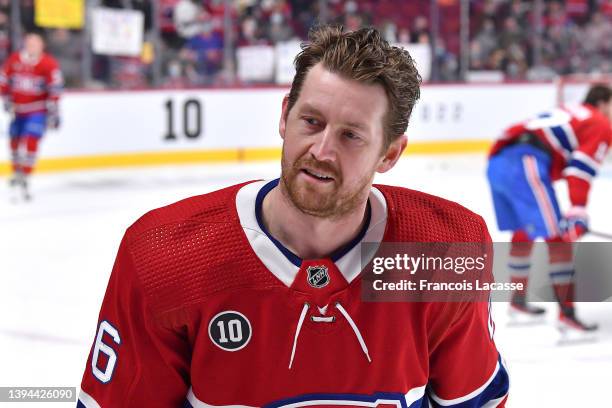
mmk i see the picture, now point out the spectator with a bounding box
[344,12,364,33]
[174,0,207,40]
[46,29,83,87]
[181,22,223,84]
[583,11,612,55]
[5,0,611,87]
[381,20,398,43]
[268,11,295,43]
[410,15,429,43]
[0,0,9,62]
[238,15,269,46]
[602,0,612,18]
[471,18,498,67]
[162,57,189,88]
[498,17,525,51]
[508,0,530,29]
[397,27,411,44]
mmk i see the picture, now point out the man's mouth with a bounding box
[301,168,335,182]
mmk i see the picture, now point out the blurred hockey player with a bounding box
[487,84,612,335]
[0,31,62,201]
[78,26,508,407]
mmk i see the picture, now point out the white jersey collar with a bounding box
[235,179,388,287]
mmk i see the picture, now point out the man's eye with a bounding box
[304,117,319,126]
[344,131,359,140]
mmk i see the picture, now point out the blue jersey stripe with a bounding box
[567,159,597,177]
[508,264,530,270]
[183,395,426,408]
[550,125,573,153]
[429,355,509,408]
[267,392,411,408]
[550,270,574,277]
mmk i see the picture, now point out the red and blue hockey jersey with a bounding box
[78,180,509,407]
[490,104,612,206]
[0,51,62,115]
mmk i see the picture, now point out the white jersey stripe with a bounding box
[78,389,102,408]
[186,386,426,407]
[187,388,255,408]
[523,156,559,237]
[481,394,508,408]
[429,361,500,405]
[572,150,601,170]
[550,273,574,284]
[562,167,593,182]
[13,100,48,113]
[277,399,402,407]
[541,127,569,160]
[549,262,574,273]
[508,255,531,267]
[405,385,427,406]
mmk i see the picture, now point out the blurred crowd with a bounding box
[470,0,612,80]
[0,0,610,88]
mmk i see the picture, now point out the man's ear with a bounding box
[377,134,407,173]
[279,94,290,139]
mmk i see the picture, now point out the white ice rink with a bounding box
[1,154,612,407]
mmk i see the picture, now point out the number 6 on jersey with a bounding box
[91,320,121,383]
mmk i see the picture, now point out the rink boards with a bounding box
[0,83,565,174]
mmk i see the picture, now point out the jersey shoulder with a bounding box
[375,184,490,242]
[122,181,280,318]
[570,104,610,127]
[573,104,612,142]
[3,52,20,67]
[127,181,248,238]
[40,53,60,69]
[587,106,612,132]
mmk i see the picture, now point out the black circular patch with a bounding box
[208,311,252,351]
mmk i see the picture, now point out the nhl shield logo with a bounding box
[307,265,330,288]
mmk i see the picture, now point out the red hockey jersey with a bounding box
[490,104,612,206]
[78,180,509,408]
[0,51,62,115]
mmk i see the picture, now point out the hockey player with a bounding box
[0,31,62,200]
[487,84,612,333]
[78,25,509,407]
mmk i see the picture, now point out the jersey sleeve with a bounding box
[562,119,611,206]
[426,223,509,407]
[427,301,509,407]
[0,55,13,97]
[78,232,191,408]
[44,56,63,103]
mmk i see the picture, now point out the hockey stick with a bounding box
[587,230,612,240]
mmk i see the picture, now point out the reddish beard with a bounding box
[280,152,372,219]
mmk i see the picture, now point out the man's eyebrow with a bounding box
[300,103,323,116]
[343,120,368,131]
[300,103,368,130]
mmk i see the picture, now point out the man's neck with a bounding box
[261,183,369,260]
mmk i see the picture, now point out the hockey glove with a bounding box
[560,206,588,242]
[46,102,60,129]
[2,97,12,114]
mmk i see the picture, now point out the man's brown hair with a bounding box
[584,83,611,107]
[287,25,422,148]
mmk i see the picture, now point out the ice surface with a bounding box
[1,154,611,407]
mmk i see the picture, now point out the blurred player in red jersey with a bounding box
[488,84,612,335]
[78,25,508,407]
[0,31,63,201]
